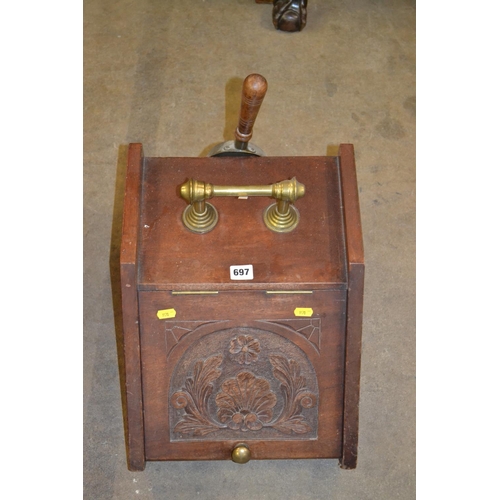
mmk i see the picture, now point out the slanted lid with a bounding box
[137,156,347,291]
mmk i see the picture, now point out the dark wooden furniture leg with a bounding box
[256,0,308,32]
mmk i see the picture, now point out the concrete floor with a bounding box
[84,0,415,498]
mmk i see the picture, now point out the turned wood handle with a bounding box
[234,74,268,145]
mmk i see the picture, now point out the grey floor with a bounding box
[84,0,415,498]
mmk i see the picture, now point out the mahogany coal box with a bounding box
[119,143,364,471]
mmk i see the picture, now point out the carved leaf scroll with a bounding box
[268,355,317,434]
[171,346,317,437]
[170,354,224,436]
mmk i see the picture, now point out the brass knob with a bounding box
[231,444,251,464]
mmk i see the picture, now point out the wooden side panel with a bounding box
[119,143,145,471]
[338,144,365,469]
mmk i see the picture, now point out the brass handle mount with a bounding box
[180,177,305,234]
[231,443,251,464]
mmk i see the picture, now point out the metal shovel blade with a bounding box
[208,140,265,157]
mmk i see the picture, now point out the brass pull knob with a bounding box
[180,177,305,234]
[231,444,251,464]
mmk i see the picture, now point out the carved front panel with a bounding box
[169,327,319,441]
[139,289,347,460]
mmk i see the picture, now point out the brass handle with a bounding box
[231,444,251,464]
[180,178,305,234]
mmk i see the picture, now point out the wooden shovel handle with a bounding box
[234,74,268,145]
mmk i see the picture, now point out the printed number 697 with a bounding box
[233,268,249,276]
[230,265,254,280]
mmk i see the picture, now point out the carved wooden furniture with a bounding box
[257,0,308,32]
[119,143,364,471]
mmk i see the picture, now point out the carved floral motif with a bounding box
[215,371,276,431]
[229,335,261,364]
[171,339,318,437]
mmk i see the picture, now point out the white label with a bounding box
[230,264,254,280]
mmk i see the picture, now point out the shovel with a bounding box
[208,74,268,157]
